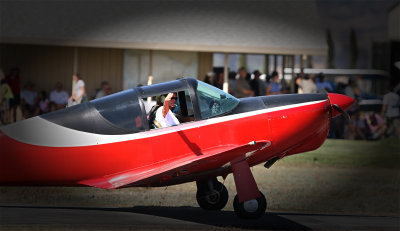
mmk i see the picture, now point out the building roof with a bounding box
[0,0,327,55]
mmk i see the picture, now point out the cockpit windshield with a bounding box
[196,81,239,119]
[91,89,145,132]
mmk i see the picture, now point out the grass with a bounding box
[277,138,400,169]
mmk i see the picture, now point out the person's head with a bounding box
[271,71,279,82]
[318,72,325,82]
[101,81,111,94]
[25,81,34,90]
[55,82,63,92]
[238,67,247,78]
[204,71,215,84]
[39,90,47,100]
[168,92,178,110]
[387,85,394,93]
[10,67,19,76]
[72,73,81,82]
[253,70,261,79]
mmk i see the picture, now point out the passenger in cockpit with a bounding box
[154,92,180,128]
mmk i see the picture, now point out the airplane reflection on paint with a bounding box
[0,78,354,219]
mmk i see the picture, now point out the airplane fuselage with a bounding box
[0,93,332,187]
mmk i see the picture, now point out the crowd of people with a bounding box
[1,66,399,140]
[203,67,400,140]
[203,67,335,98]
[0,68,113,124]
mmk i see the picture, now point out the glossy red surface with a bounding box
[0,99,333,188]
[328,93,355,118]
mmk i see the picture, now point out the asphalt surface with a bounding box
[0,206,399,230]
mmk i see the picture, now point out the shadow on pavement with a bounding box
[0,205,311,230]
[117,206,311,230]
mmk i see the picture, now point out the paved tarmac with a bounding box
[0,206,399,230]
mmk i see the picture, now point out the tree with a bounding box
[326,29,335,68]
[349,28,358,69]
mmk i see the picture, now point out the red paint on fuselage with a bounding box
[0,100,331,187]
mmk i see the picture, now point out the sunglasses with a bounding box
[171,97,178,100]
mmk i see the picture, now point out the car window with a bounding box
[196,81,239,119]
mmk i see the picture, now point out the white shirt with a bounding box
[155,107,180,128]
[73,80,85,98]
[50,90,69,105]
[299,79,317,94]
[383,92,399,118]
[20,89,38,106]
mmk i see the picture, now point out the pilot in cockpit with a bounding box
[154,92,180,128]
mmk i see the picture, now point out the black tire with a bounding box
[233,191,267,219]
[196,180,228,211]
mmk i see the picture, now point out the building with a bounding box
[0,0,326,96]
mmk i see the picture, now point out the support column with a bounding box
[73,47,79,74]
[273,55,277,71]
[291,55,295,93]
[147,50,153,103]
[264,54,269,75]
[281,55,287,92]
[223,53,229,93]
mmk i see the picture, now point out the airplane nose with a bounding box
[328,93,355,118]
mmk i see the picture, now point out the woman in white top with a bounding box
[68,74,86,106]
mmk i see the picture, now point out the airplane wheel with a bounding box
[196,180,228,211]
[233,191,267,219]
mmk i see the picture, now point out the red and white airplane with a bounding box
[0,78,354,219]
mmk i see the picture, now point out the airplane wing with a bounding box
[78,140,271,189]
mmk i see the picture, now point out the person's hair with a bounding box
[73,73,81,79]
[40,90,47,99]
[318,72,325,82]
[101,81,109,88]
[238,67,246,72]
[271,71,278,78]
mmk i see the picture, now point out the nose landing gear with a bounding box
[231,159,267,219]
[233,191,267,219]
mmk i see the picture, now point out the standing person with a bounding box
[234,67,254,98]
[381,86,400,139]
[203,72,215,85]
[95,81,112,99]
[68,73,86,107]
[214,72,224,90]
[296,74,317,94]
[1,78,14,124]
[316,73,333,93]
[5,68,21,122]
[266,71,282,95]
[250,70,266,96]
[50,82,69,111]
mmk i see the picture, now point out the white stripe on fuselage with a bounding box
[0,100,327,147]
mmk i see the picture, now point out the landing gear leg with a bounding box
[196,178,228,211]
[232,160,267,219]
